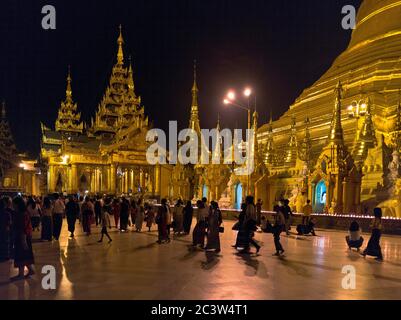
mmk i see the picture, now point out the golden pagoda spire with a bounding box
[212,114,222,162]
[328,81,345,145]
[66,65,72,102]
[265,111,275,166]
[127,55,135,91]
[189,60,201,135]
[299,116,312,163]
[191,59,198,107]
[353,98,376,162]
[284,115,297,165]
[117,24,124,65]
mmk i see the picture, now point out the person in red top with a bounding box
[10,196,35,281]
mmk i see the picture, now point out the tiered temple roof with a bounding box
[41,26,150,158]
[54,67,83,135]
[90,25,144,138]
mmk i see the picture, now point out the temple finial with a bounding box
[335,80,343,103]
[188,60,201,135]
[66,66,72,101]
[192,59,198,92]
[117,24,124,65]
[127,55,135,92]
[216,113,220,130]
[191,59,198,107]
[328,80,344,144]
[128,55,133,74]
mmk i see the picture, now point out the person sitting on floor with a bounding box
[346,220,364,251]
[296,218,316,236]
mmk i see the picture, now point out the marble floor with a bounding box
[1,220,401,300]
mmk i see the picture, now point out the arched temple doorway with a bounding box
[235,183,243,209]
[314,179,327,213]
[202,184,208,199]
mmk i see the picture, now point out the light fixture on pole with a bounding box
[223,88,254,196]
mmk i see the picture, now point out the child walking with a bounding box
[98,198,112,243]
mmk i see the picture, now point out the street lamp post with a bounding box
[224,88,253,197]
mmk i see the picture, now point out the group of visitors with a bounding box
[0,196,35,280]
[155,198,197,244]
[154,197,223,254]
[190,198,223,252]
[0,191,388,281]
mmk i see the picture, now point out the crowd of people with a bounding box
[0,192,386,280]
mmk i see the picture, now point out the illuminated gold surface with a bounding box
[255,0,401,215]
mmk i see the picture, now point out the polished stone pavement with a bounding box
[1,220,401,300]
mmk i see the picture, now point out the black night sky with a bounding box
[0,0,361,157]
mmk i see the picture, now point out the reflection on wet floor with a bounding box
[1,221,401,300]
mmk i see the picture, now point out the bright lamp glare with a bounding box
[244,88,252,97]
[227,91,236,100]
[223,99,230,105]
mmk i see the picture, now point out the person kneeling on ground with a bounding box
[345,220,363,251]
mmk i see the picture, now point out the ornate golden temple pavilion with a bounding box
[40,26,169,199]
[8,0,401,217]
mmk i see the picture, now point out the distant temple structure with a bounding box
[14,0,401,217]
[0,102,39,194]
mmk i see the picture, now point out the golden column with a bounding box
[107,166,111,192]
[71,164,77,193]
[68,166,72,193]
[110,163,116,194]
[47,165,53,193]
[155,165,161,196]
[99,167,104,192]
[96,168,100,193]
[127,169,130,192]
[140,169,144,190]
[130,169,134,192]
[124,169,128,193]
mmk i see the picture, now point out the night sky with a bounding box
[0,0,361,157]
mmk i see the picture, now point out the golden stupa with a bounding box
[255,0,401,216]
